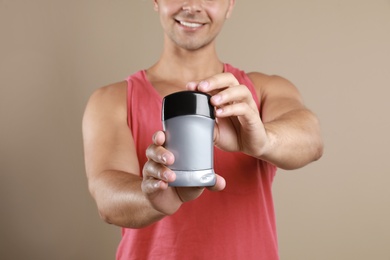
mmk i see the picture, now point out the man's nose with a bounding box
[181,0,203,13]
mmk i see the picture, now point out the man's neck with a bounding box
[148,44,224,84]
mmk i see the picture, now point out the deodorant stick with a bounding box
[162,91,216,187]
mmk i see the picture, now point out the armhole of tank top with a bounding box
[243,72,278,175]
[242,72,261,110]
[126,77,133,130]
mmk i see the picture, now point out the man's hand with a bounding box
[186,72,270,159]
[142,131,226,215]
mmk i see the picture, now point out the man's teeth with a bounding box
[180,21,202,28]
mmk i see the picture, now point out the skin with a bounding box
[82,0,323,228]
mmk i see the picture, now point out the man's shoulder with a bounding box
[247,72,295,90]
[246,71,273,86]
[86,80,128,113]
[245,71,300,103]
[91,80,127,100]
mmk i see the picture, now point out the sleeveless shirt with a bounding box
[117,64,279,260]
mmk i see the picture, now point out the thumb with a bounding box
[207,174,226,191]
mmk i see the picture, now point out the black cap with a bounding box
[162,91,215,121]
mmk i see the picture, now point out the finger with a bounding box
[210,84,256,108]
[207,174,226,191]
[197,73,240,93]
[186,81,198,91]
[152,130,166,146]
[146,143,175,166]
[141,178,169,195]
[215,101,257,119]
[150,131,175,165]
[143,160,175,182]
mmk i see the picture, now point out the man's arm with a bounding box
[82,82,170,228]
[250,73,323,169]
[187,72,323,170]
[82,82,225,228]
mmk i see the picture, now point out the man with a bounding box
[82,0,323,259]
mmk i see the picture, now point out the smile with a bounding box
[179,21,203,28]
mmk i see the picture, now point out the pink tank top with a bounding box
[118,64,278,259]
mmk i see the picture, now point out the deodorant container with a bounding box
[162,91,216,187]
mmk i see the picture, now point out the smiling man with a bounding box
[82,1,323,259]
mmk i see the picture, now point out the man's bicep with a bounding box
[82,85,140,181]
[259,75,306,123]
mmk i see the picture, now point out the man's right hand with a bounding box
[142,131,226,215]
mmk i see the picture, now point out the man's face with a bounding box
[154,0,234,51]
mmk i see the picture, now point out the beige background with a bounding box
[1,1,389,259]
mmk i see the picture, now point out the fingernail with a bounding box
[163,171,170,181]
[216,108,223,115]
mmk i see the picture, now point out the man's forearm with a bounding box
[89,170,166,228]
[261,109,323,170]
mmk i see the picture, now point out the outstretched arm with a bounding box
[253,74,323,169]
[82,83,168,228]
[82,82,225,228]
[187,72,323,170]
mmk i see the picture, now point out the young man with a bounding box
[82,0,323,259]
